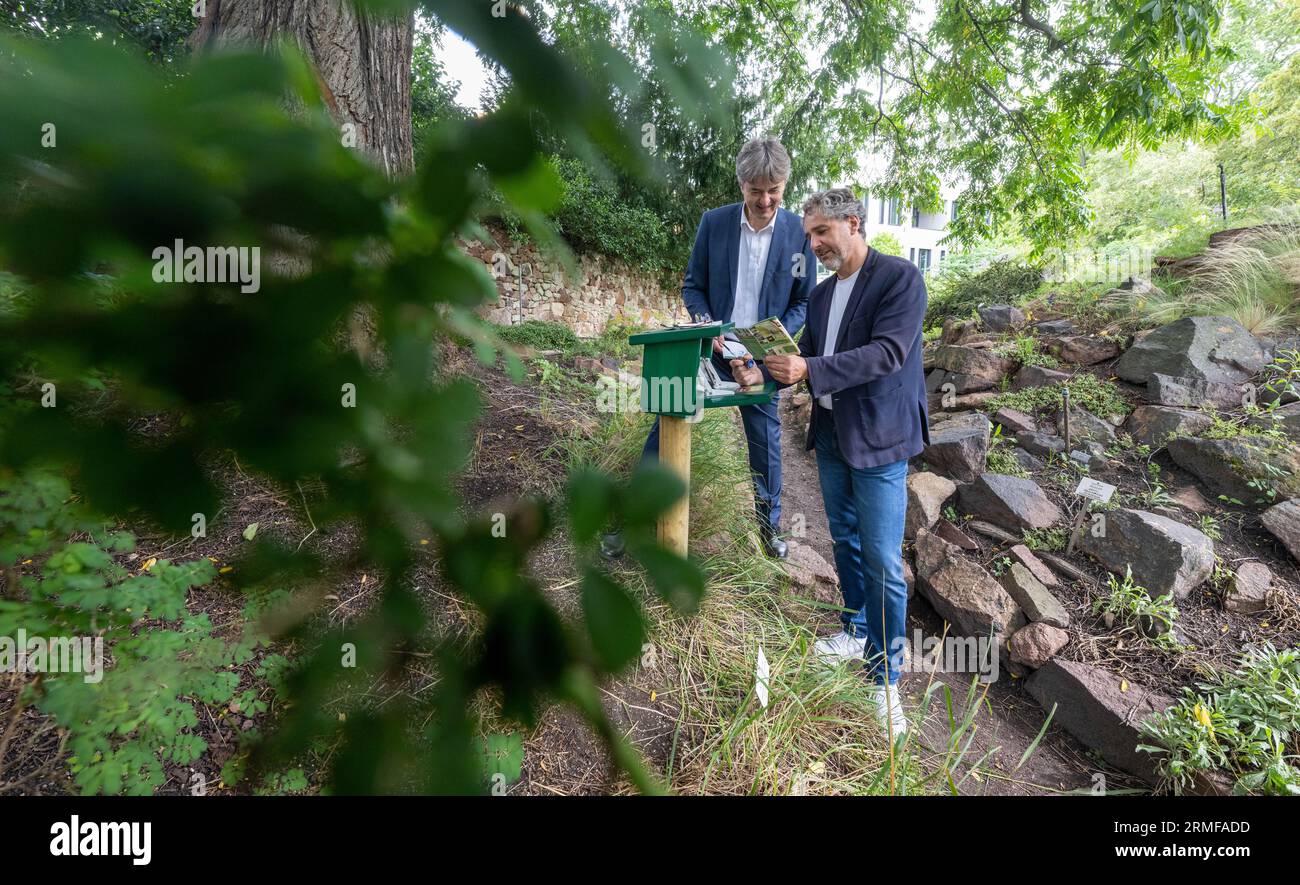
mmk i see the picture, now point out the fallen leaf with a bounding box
[219,566,234,574]
[243,522,259,541]
[141,557,157,571]
[1119,679,1129,693]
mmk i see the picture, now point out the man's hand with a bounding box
[764,353,808,385]
[712,336,724,354]
[729,356,763,387]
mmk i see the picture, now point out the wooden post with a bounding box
[657,415,691,556]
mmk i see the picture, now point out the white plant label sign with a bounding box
[1074,477,1117,504]
[755,645,770,709]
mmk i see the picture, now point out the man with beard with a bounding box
[731,187,929,736]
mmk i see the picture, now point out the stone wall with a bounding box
[459,224,689,338]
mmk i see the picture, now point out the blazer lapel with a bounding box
[722,204,741,322]
[757,210,786,319]
[833,247,880,353]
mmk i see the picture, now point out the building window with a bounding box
[909,247,915,263]
[940,249,947,263]
[918,248,931,273]
[888,198,900,226]
[912,206,920,227]
[950,200,958,222]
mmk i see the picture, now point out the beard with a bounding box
[819,250,843,271]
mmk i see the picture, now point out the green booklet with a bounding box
[732,316,798,360]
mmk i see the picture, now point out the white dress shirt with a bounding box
[732,209,775,329]
[817,267,862,410]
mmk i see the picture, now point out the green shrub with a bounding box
[985,372,1131,420]
[496,320,583,354]
[0,469,285,794]
[926,258,1042,330]
[1139,643,1300,795]
[869,232,903,256]
[550,157,675,273]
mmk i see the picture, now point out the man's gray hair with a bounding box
[802,188,867,237]
[735,138,791,186]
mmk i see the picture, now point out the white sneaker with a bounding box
[873,684,909,737]
[813,630,866,664]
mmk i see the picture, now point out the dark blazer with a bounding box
[791,248,930,469]
[680,203,814,337]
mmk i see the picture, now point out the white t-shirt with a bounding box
[732,210,775,329]
[817,267,861,410]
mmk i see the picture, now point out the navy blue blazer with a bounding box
[792,248,931,469]
[680,203,814,337]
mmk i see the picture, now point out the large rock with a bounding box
[1025,659,1174,785]
[931,345,1016,392]
[1077,508,1215,599]
[1032,319,1075,335]
[977,304,1025,331]
[1056,406,1117,445]
[913,529,1026,647]
[1016,430,1066,459]
[783,541,840,606]
[1000,563,1070,627]
[920,411,991,483]
[1012,364,1071,391]
[959,473,1064,531]
[993,406,1037,434]
[1146,372,1244,409]
[1115,316,1270,387]
[1009,543,1059,587]
[1008,622,1069,668]
[905,471,957,539]
[1167,435,1300,505]
[1048,335,1122,366]
[1261,499,1300,561]
[1124,405,1213,447]
[1226,561,1271,613]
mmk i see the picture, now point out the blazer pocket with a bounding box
[855,383,909,449]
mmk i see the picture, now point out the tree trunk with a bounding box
[191,0,414,178]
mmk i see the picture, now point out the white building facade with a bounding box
[858,188,961,275]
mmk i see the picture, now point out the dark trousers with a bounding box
[640,355,782,532]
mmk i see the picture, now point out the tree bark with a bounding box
[191,0,414,178]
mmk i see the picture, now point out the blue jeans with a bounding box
[813,406,909,685]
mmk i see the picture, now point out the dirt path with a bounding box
[774,395,1143,795]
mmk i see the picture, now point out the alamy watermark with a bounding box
[152,238,261,293]
[889,630,1000,684]
[1042,245,1156,285]
[0,629,104,683]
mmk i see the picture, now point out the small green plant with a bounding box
[942,504,959,524]
[993,334,1062,369]
[989,555,1013,577]
[1141,461,1177,509]
[1092,565,1180,649]
[1138,643,1300,795]
[1198,514,1223,541]
[1021,527,1068,552]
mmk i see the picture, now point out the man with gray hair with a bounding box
[732,186,930,736]
[638,137,815,559]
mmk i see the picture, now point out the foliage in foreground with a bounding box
[0,3,726,794]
